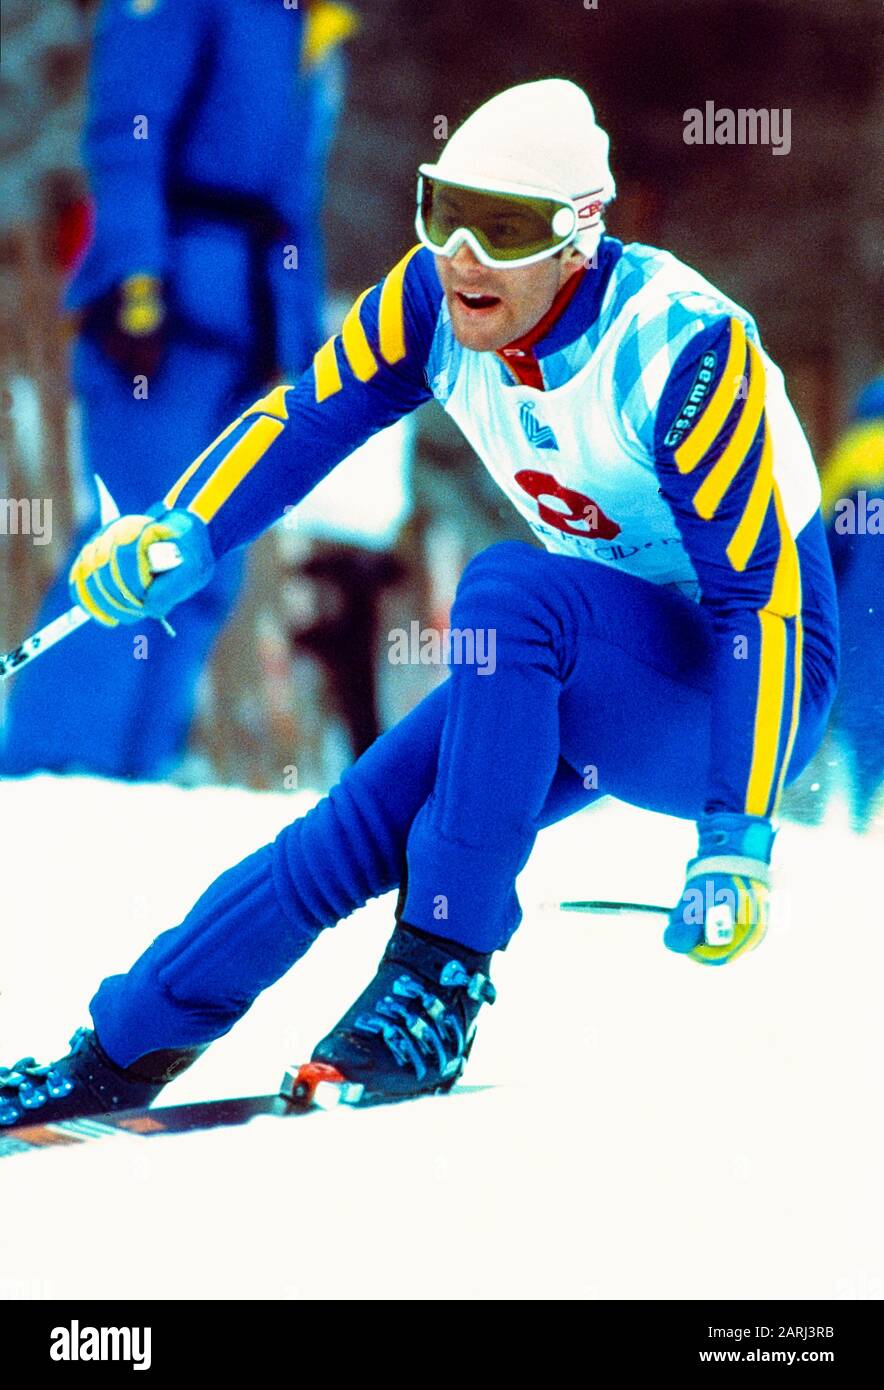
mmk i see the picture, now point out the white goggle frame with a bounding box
[415,170,585,269]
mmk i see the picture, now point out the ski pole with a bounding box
[544,899,672,919]
[0,542,182,681]
[0,476,182,681]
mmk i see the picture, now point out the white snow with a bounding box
[1,774,882,1300]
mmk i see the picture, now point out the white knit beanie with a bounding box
[421,79,616,259]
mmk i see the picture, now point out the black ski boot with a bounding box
[0,1028,204,1129]
[306,922,496,1103]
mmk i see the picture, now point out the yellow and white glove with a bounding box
[68,509,214,628]
[664,813,774,966]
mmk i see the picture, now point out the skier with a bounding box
[1,80,839,1125]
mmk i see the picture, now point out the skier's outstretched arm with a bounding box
[68,246,442,627]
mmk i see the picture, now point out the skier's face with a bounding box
[435,243,585,351]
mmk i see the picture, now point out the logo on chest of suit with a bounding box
[514,469,622,539]
[519,400,559,451]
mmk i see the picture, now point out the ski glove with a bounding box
[68,509,214,627]
[664,812,774,966]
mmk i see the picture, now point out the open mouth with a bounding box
[456,290,501,312]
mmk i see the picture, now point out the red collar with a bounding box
[495,266,586,390]
[497,265,586,362]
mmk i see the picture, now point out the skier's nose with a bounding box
[449,242,482,273]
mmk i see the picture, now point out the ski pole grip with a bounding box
[146,540,183,574]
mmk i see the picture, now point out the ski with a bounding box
[0,1093,303,1158]
[0,1063,488,1157]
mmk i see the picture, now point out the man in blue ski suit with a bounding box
[0,80,840,1124]
[1,0,355,779]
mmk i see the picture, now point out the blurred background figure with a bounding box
[1,0,356,780]
[821,374,884,832]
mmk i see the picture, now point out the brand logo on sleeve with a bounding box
[663,351,717,447]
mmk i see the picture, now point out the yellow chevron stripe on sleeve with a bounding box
[767,480,804,814]
[378,245,421,365]
[693,341,766,519]
[164,390,292,510]
[341,289,379,382]
[744,478,803,815]
[675,319,747,474]
[727,424,773,570]
[773,614,804,810]
[313,335,343,402]
[767,482,801,617]
[746,609,787,816]
[188,416,285,523]
[243,384,292,422]
[164,416,244,509]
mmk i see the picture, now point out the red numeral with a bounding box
[514,470,621,539]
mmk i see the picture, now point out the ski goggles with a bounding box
[416,170,604,268]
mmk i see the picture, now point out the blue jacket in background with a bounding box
[68,0,355,375]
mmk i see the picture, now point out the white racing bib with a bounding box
[438,253,819,599]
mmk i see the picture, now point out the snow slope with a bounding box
[1,774,882,1300]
